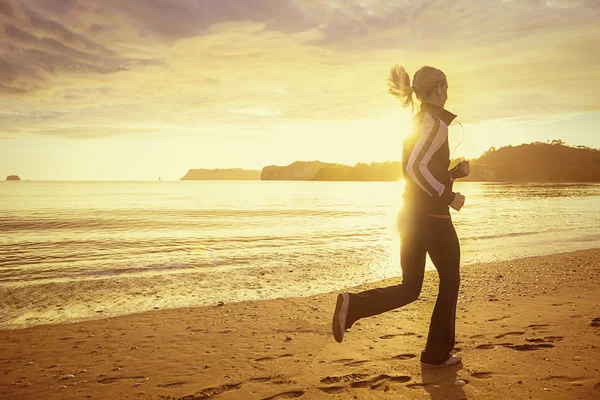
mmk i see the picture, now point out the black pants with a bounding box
[346,212,460,364]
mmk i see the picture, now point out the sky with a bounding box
[0,0,599,180]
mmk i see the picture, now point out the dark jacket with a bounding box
[402,102,463,215]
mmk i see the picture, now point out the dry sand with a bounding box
[1,249,599,400]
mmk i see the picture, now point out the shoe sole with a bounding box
[421,356,462,369]
[332,293,349,343]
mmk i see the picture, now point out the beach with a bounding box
[2,1,600,399]
[1,249,599,400]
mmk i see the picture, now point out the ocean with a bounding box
[1,181,599,328]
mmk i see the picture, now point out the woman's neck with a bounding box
[423,98,446,108]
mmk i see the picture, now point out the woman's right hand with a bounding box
[450,192,465,211]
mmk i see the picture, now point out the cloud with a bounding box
[0,0,598,141]
[28,14,113,54]
[26,0,80,16]
[0,83,27,94]
[22,126,151,139]
[108,0,314,38]
[0,0,162,93]
[22,0,315,40]
[305,0,599,51]
[230,107,283,117]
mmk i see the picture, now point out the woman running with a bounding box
[332,65,470,368]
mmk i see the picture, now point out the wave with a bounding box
[0,208,375,232]
[463,230,548,241]
[82,263,196,276]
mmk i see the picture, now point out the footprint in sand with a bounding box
[320,377,342,384]
[380,332,418,339]
[475,343,511,350]
[271,379,296,385]
[319,374,369,384]
[248,377,274,383]
[255,354,293,362]
[541,375,585,383]
[470,372,493,379]
[494,331,525,339]
[407,382,428,389]
[380,334,401,339]
[156,381,187,388]
[350,374,411,389]
[390,353,417,360]
[178,382,243,399]
[173,377,298,400]
[262,391,304,399]
[97,376,146,384]
[505,343,554,351]
[331,358,354,364]
[526,324,550,329]
[476,342,554,351]
[486,315,510,322]
[591,317,600,328]
[319,374,412,392]
[344,360,369,367]
[318,386,346,394]
[255,356,276,362]
[525,336,563,343]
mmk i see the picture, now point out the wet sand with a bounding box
[1,249,599,399]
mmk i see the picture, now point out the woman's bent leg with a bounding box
[346,215,428,328]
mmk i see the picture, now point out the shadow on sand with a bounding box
[420,363,467,400]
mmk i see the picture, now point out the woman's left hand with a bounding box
[458,160,470,177]
[450,160,470,179]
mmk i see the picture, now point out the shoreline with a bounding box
[1,249,599,399]
[2,240,600,331]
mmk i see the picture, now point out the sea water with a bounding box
[1,181,599,327]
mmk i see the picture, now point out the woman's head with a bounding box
[388,65,448,110]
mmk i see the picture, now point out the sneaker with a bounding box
[420,354,462,369]
[332,292,350,343]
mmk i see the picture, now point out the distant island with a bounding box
[261,161,401,181]
[261,161,330,180]
[181,142,600,182]
[464,141,600,182]
[181,168,261,180]
[5,175,20,181]
[261,142,599,182]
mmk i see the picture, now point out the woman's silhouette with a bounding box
[332,65,470,368]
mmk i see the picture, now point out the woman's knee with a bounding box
[402,279,423,302]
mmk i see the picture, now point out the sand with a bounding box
[1,249,599,400]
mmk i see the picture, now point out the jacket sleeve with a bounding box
[406,114,456,205]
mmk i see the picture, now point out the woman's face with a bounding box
[438,81,448,105]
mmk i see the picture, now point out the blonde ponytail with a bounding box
[388,64,447,111]
[387,64,414,110]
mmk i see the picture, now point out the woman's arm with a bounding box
[406,113,456,205]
